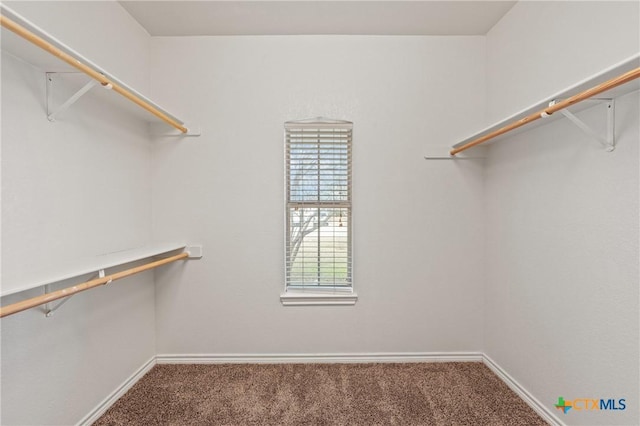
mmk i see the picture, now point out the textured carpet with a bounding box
[95,362,547,425]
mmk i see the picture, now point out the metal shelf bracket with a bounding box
[46,72,99,122]
[547,98,615,152]
[43,283,73,317]
[43,269,107,317]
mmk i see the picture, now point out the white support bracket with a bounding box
[185,245,203,259]
[424,145,488,160]
[43,269,109,317]
[46,72,102,122]
[43,283,73,317]
[149,122,202,137]
[546,98,615,152]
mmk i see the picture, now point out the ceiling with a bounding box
[119,1,517,36]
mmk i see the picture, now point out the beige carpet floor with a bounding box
[95,362,547,425]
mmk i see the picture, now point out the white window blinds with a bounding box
[285,119,353,291]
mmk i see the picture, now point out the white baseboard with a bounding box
[482,354,565,426]
[156,352,483,364]
[77,356,156,426]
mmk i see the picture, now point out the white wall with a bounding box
[484,2,640,425]
[150,36,487,355]
[1,2,158,425]
[486,0,640,124]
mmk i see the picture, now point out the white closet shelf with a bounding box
[0,4,200,135]
[1,243,188,298]
[451,54,640,151]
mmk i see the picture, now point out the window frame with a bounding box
[281,118,357,306]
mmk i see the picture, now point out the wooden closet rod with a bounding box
[0,252,188,318]
[451,67,640,156]
[0,15,188,134]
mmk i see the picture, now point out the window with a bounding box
[282,119,356,306]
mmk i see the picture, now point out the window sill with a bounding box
[280,292,358,306]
